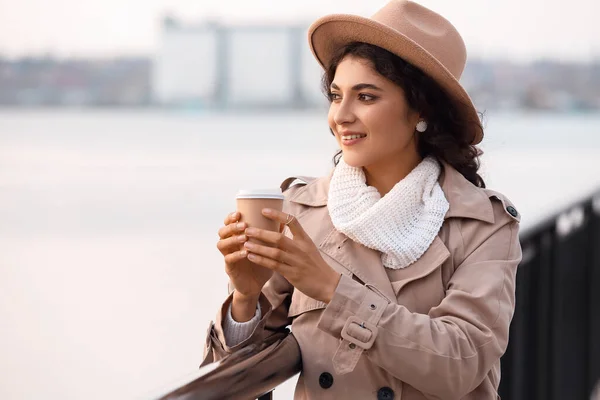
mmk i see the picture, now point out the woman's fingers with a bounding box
[224,211,239,225]
[246,252,287,273]
[244,241,294,266]
[245,227,295,250]
[261,209,308,240]
[218,211,245,240]
[218,221,246,239]
[224,249,248,265]
[217,234,247,255]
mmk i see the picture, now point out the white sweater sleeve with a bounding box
[222,301,262,347]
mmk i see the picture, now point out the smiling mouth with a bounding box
[341,134,367,142]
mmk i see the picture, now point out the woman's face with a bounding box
[327,55,421,170]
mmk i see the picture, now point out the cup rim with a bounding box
[236,189,284,200]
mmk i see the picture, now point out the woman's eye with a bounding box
[358,93,376,101]
[329,92,341,101]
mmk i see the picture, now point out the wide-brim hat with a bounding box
[308,0,483,145]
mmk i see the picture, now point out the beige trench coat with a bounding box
[203,161,522,399]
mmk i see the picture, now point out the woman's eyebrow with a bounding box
[330,82,383,91]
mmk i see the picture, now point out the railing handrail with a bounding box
[152,332,301,400]
[519,186,600,239]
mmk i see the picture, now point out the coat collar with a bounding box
[288,160,494,224]
[438,161,494,223]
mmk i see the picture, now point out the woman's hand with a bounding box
[243,208,341,303]
[216,211,273,303]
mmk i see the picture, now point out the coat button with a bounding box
[506,206,518,217]
[319,372,334,389]
[377,386,395,400]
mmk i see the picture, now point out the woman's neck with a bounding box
[363,153,422,196]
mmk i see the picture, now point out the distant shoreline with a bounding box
[1,106,600,117]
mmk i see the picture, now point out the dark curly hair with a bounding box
[323,42,486,188]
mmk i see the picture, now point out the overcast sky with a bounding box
[0,0,597,62]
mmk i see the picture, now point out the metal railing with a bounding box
[156,188,600,400]
[499,188,600,399]
[152,331,301,400]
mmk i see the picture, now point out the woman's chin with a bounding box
[341,153,368,168]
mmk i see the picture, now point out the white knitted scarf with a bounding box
[327,156,450,269]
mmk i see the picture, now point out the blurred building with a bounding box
[0,56,151,107]
[152,17,326,109]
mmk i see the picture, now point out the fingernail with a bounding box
[244,241,255,249]
[262,208,272,215]
[237,235,247,242]
[237,223,245,230]
[248,254,257,261]
[246,228,257,235]
[240,250,247,256]
[231,212,238,218]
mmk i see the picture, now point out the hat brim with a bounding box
[308,14,483,145]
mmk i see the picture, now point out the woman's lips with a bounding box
[341,133,367,146]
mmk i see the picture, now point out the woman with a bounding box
[203,1,522,398]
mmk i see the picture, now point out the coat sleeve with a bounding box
[201,271,294,367]
[316,210,522,399]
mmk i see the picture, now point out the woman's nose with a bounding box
[332,100,356,126]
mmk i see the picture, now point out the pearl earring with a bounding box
[416,120,428,132]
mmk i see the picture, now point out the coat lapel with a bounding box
[319,218,397,303]
[289,182,396,303]
[386,235,450,296]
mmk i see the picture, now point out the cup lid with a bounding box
[236,189,285,200]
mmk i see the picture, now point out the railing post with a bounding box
[535,231,553,400]
[589,197,600,397]
[257,392,273,400]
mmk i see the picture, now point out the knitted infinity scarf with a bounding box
[327,156,449,269]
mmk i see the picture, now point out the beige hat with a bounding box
[308,0,483,145]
